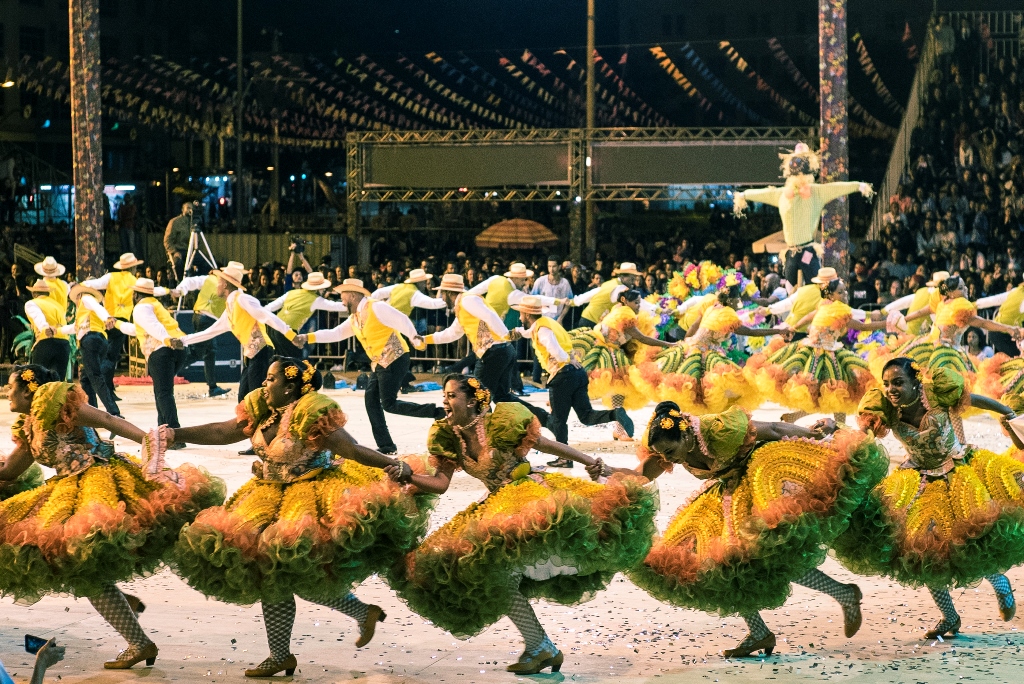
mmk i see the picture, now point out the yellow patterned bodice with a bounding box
[930,297,976,348]
[805,300,854,351]
[687,305,741,352]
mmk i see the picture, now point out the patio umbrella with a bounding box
[475,219,559,250]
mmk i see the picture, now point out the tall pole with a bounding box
[819,0,850,277]
[584,0,597,262]
[68,0,104,279]
[235,0,246,232]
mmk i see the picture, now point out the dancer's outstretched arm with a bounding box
[534,435,600,467]
[751,418,836,441]
[74,403,149,443]
[385,458,455,495]
[0,444,34,481]
[171,419,248,445]
[321,428,409,471]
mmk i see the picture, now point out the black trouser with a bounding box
[785,246,820,286]
[31,338,71,381]
[79,332,120,415]
[573,316,597,330]
[545,364,618,444]
[188,313,221,389]
[266,326,304,360]
[148,346,188,429]
[239,345,274,400]
[990,330,1019,358]
[447,351,476,375]
[105,322,128,393]
[475,343,549,423]
[366,353,443,452]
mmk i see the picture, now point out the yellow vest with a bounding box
[277,289,319,331]
[785,285,822,332]
[194,275,227,318]
[350,300,410,368]
[75,297,107,338]
[485,277,516,318]
[389,283,418,316]
[456,294,507,354]
[227,292,271,357]
[906,287,934,335]
[996,286,1024,326]
[28,297,70,341]
[45,277,69,313]
[580,278,621,323]
[531,317,573,375]
[105,271,137,319]
[133,297,185,358]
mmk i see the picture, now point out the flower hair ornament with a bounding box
[301,360,315,383]
[466,377,491,410]
[19,370,40,394]
[284,365,300,379]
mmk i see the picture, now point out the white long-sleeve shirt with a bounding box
[429,294,509,355]
[371,284,447,310]
[517,322,570,376]
[975,290,1024,313]
[264,293,349,314]
[116,301,183,358]
[173,275,208,296]
[81,272,113,289]
[468,275,560,310]
[24,300,55,334]
[182,290,295,349]
[59,295,114,341]
[307,297,418,344]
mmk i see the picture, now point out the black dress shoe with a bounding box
[377,447,398,455]
[238,447,256,455]
[546,458,574,469]
[209,387,230,398]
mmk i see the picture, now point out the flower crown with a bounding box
[651,409,687,434]
[283,360,317,394]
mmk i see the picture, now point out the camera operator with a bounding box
[285,236,313,291]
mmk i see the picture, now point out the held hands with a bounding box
[105,317,117,331]
[810,418,838,437]
[584,458,611,481]
[411,335,427,351]
[169,338,185,350]
[293,334,307,349]
[1012,328,1024,342]
[507,329,523,342]
[384,461,413,484]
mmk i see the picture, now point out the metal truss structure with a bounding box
[346,126,816,261]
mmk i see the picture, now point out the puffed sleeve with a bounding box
[290,393,348,450]
[30,382,84,435]
[235,389,270,437]
[487,403,541,457]
[857,387,897,437]
[427,420,462,471]
[11,415,28,448]
[698,407,756,466]
[923,366,969,412]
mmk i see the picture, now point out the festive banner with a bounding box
[649,46,724,121]
[766,39,818,101]
[851,32,904,115]
[718,41,815,125]
[679,43,768,124]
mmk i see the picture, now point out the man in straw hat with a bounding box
[172,262,248,398]
[880,271,949,337]
[512,295,631,467]
[264,271,349,358]
[63,284,121,416]
[33,256,70,313]
[112,279,189,446]
[24,279,71,380]
[423,274,550,423]
[569,261,644,329]
[182,263,306,403]
[733,142,873,286]
[976,274,1024,357]
[762,267,837,342]
[82,252,145,401]
[306,279,442,454]
[371,268,446,328]
[467,262,558,319]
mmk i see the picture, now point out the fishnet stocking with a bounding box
[87,585,152,649]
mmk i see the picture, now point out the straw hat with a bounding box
[434,274,466,293]
[404,268,433,284]
[926,271,951,287]
[511,295,546,316]
[34,256,66,277]
[113,252,144,270]
[301,272,331,291]
[613,262,643,277]
[132,278,170,297]
[27,279,51,294]
[811,267,840,285]
[69,284,103,302]
[504,263,534,279]
[333,278,371,297]
[211,264,248,291]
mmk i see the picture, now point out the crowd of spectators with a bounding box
[863,17,1024,313]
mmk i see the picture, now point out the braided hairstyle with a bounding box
[272,356,323,397]
[819,278,843,298]
[646,401,692,451]
[443,374,491,414]
[938,276,965,298]
[10,364,59,396]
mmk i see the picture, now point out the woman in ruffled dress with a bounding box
[166,357,436,677]
[586,401,887,657]
[746,268,891,422]
[0,365,225,669]
[871,276,1023,392]
[385,375,658,674]
[631,282,790,415]
[571,288,674,440]
[833,358,1024,638]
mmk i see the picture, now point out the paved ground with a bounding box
[1,382,1023,683]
